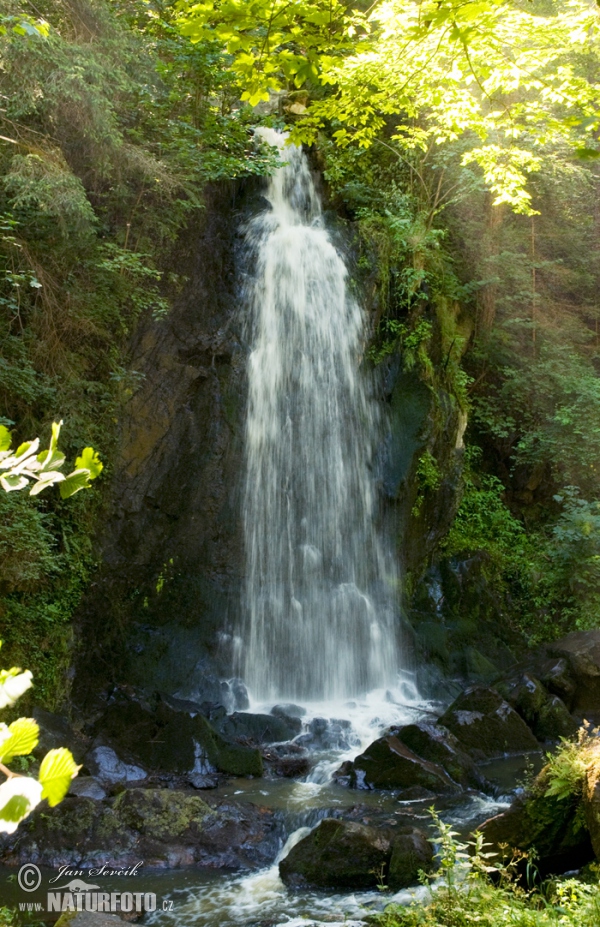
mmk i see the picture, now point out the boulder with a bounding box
[394,722,487,790]
[279,819,433,891]
[261,743,311,778]
[438,687,539,761]
[84,745,146,788]
[497,673,577,743]
[279,819,391,889]
[479,767,594,875]
[93,696,262,778]
[216,711,301,744]
[388,830,434,890]
[0,790,281,871]
[341,734,460,792]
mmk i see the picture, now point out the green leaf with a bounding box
[29,474,65,496]
[0,426,11,453]
[0,794,30,823]
[59,469,92,499]
[39,748,79,807]
[75,447,103,479]
[0,474,29,492]
[0,718,39,763]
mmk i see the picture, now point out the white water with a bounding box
[240,129,401,702]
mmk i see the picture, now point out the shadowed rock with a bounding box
[439,687,539,761]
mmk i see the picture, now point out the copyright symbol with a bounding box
[18,863,41,892]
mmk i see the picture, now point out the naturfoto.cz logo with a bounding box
[16,863,173,914]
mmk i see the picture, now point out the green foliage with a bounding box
[0,643,79,834]
[442,463,526,569]
[0,0,274,705]
[176,0,358,106]
[371,806,600,927]
[0,421,102,497]
[543,727,598,803]
[38,746,79,807]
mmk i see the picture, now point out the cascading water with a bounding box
[240,129,401,701]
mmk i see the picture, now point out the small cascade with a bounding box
[239,128,401,701]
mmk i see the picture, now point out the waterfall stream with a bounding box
[240,129,401,701]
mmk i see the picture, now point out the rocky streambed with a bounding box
[3,630,600,925]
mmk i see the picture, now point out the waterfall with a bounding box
[240,129,400,701]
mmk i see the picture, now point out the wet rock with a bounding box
[341,735,460,792]
[187,773,219,789]
[216,712,301,744]
[94,696,262,778]
[497,673,577,743]
[439,687,539,761]
[84,746,146,787]
[388,830,434,890]
[479,767,594,875]
[0,790,282,871]
[261,743,310,778]
[394,722,488,791]
[295,717,353,751]
[279,819,391,889]
[69,776,107,801]
[271,703,306,720]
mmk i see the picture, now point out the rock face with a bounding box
[0,790,281,870]
[71,182,265,712]
[341,734,460,792]
[439,687,540,761]
[279,818,433,890]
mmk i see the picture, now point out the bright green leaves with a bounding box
[0,644,79,833]
[0,421,102,497]
[0,667,33,710]
[176,0,359,103]
[39,748,80,807]
[286,0,600,213]
[0,718,39,764]
[0,15,49,39]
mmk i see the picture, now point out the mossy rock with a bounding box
[497,673,577,743]
[279,819,391,889]
[0,789,280,870]
[388,830,434,890]
[349,734,460,792]
[480,767,594,875]
[95,697,262,777]
[396,722,487,790]
[439,686,539,760]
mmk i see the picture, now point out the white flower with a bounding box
[0,776,43,834]
[0,671,33,709]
